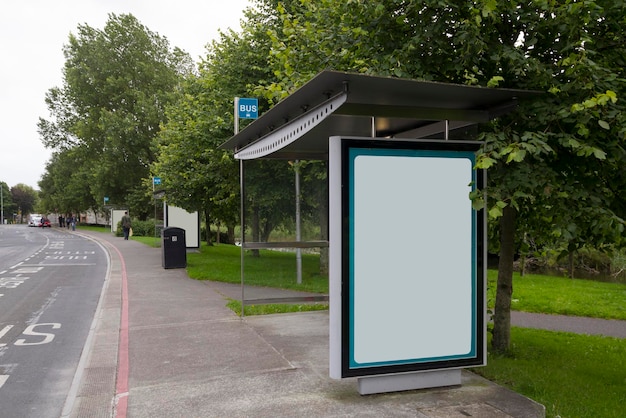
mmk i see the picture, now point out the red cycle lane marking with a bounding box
[110,244,129,418]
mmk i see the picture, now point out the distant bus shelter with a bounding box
[221,70,537,394]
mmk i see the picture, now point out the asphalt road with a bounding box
[0,225,107,418]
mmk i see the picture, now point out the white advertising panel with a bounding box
[111,209,127,233]
[165,205,200,248]
[330,137,485,379]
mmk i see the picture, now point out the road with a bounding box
[0,225,108,418]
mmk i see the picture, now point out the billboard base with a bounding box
[357,369,461,395]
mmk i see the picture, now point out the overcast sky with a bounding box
[0,0,250,190]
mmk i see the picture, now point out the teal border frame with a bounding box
[339,138,485,378]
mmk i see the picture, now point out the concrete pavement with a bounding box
[63,229,623,417]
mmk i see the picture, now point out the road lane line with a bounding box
[0,325,14,347]
[0,375,8,388]
[19,263,96,267]
[27,288,61,325]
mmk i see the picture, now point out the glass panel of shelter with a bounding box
[239,158,329,316]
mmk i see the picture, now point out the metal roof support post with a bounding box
[234,97,240,135]
[445,120,449,140]
[295,160,302,284]
[239,158,245,318]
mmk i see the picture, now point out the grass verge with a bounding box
[487,270,626,320]
[226,299,328,316]
[76,224,161,247]
[473,328,625,418]
[187,244,327,293]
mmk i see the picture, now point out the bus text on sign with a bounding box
[238,98,258,119]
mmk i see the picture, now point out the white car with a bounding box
[28,214,42,227]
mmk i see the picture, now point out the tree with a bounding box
[258,0,626,352]
[11,184,38,222]
[0,181,16,223]
[38,149,97,218]
[153,72,241,243]
[38,13,194,217]
[154,5,286,245]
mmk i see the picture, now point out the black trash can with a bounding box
[162,227,187,269]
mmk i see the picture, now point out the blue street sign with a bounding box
[104,196,109,203]
[153,177,161,185]
[238,98,258,119]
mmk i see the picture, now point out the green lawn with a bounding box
[186,244,626,320]
[487,270,626,320]
[474,329,625,418]
[77,224,162,247]
[187,244,328,293]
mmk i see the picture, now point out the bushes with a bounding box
[115,219,158,237]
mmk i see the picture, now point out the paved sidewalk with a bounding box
[64,230,622,417]
[512,311,626,339]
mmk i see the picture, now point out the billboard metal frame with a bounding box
[329,136,486,381]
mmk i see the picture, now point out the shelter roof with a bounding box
[220,70,539,160]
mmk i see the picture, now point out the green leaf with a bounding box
[489,205,503,219]
[583,98,597,108]
[487,76,504,88]
[472,198,485,211]
[592,148,607,160]
[476,156,497,169]
[548,86,561,94]
[598,120,610,130]
[506,149,526,163]
[605,90,618,103]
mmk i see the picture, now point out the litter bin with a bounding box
[162,227,187,269]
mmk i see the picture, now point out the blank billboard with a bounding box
[330,137,485,379]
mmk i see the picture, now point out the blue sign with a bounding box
[238,98,258,119]
[153,177,161,185]
[104,196,109,203]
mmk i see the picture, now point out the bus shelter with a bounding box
[221,70,537,394]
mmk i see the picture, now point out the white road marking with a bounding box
[19,263,96,267]
[13,267,44,274]
[0,375,8,388]
[28,288,61,325]
[15,323,61,346]
[0,325,14,347]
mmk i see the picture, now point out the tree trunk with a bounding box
[261,218,272,243]
[568,251,575,279]
[250,206,260,257]
[492,204,516,353]
[204,210,212,246]
[227,225,235,244]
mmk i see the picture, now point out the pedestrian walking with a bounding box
[121,211,132,240]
